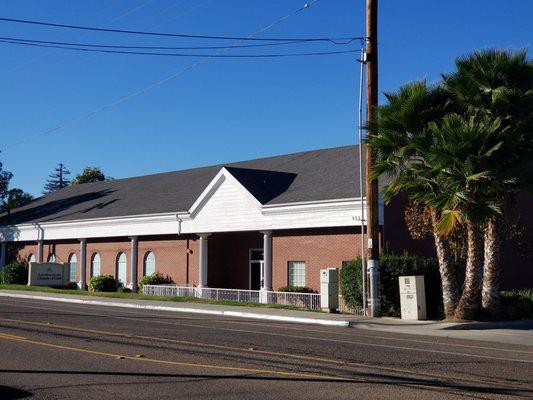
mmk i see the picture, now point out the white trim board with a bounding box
[1,167,382,242]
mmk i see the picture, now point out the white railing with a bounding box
[142,284,196,298]
[142,284,364,315]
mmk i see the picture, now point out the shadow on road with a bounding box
[0,385,32,399]
[0,369,531,398]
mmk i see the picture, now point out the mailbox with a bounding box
[320,268,339,311]
[399,275,427,320]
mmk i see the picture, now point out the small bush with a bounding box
[501,289,533,320]
[63,282,78,290]
[277,285,314,293]
[117,287,132,293]
[88,274,117,292]
[0,261,28,284]
[340,259,364,311]
[138,272,174,289]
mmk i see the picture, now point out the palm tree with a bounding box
[425,114,505,320]
[444,49,533,316]
[367,81,463,319]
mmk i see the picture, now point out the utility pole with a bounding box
[365,0,380,317]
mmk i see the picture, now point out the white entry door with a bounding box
[249,249,264,290]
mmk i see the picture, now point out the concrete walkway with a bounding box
[1,289,532,346]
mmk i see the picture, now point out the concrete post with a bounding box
[198,234,210,288]
[79,239,87,290]
[130,236,139,293]
[0,242,6,269]
[261,231,273,291]
[37,240,44,263]
[368,259,380,315]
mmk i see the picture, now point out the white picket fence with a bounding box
[142,284,363,315]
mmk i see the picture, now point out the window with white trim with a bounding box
[28,254,36,263]
[91,253,101,277]
[116,252,127,286]
[48,253,56,262]
[68,253,77,282]
[144,251,156,276]
[288,261,306,287]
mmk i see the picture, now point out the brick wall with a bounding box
[9,229,363,292]
[10,235,200,287]
[272,227,362,292]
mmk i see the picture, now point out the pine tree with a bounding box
[43,163,70,194]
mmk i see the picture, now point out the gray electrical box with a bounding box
[399,275,427,320]
[320,268,339,311]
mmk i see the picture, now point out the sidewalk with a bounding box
[1,289,532,346]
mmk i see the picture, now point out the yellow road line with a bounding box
[0,316,530,392]
[0,331,26,340]
[0,331,354,382]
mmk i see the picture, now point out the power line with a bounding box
[0,16,364,43]
[4,0,340,150]
[0,38,357,57]
[0,35,353,50]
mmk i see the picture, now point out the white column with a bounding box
[261,231,273,291]
[198,234,210,288]
[37,240,44,263]
[0,242,6,269]
[130,236,139,293]
[79,239,87,290]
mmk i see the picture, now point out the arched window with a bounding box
[116,252,127,287]
[144,251,156,276]
[91,253,101,277]
[68,253,77,282]
[48,253,56,262]
[28,254,36,263]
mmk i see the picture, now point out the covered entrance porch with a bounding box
[196,230,273,291]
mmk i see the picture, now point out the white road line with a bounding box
[2,295,531,356]
[0,292,350,327]
[0,296,531,364]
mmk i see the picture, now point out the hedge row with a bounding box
[340,254,444,319]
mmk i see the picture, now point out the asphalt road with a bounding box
[0,297,531,399]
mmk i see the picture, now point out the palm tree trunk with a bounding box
[481,218,502,316]
[455,221,484,320]
[431,210,460,319]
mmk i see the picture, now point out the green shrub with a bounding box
[117,287,132,293]
[88,274,117,292]
[138,272,174,289]
[340,254,444,319]
[277,285,315,293]
[0,261,28,284]
[340,259,364,311]
[501,289,533,320]
[379,253,443,319]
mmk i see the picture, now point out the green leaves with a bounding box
[367,49,532,236]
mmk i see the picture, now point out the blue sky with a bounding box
[0,0,531,196]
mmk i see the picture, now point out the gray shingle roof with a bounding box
[0,145,365,225]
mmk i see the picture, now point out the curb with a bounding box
[0,291,351,327]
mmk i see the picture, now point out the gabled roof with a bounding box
[0,145,365,225]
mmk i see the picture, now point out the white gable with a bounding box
[183,168,264,233]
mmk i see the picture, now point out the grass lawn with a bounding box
[0,284,317,312]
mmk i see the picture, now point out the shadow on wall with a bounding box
[0,224,20,243]
[0,189,116,226]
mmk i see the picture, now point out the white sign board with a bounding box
[28,262,70,287]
